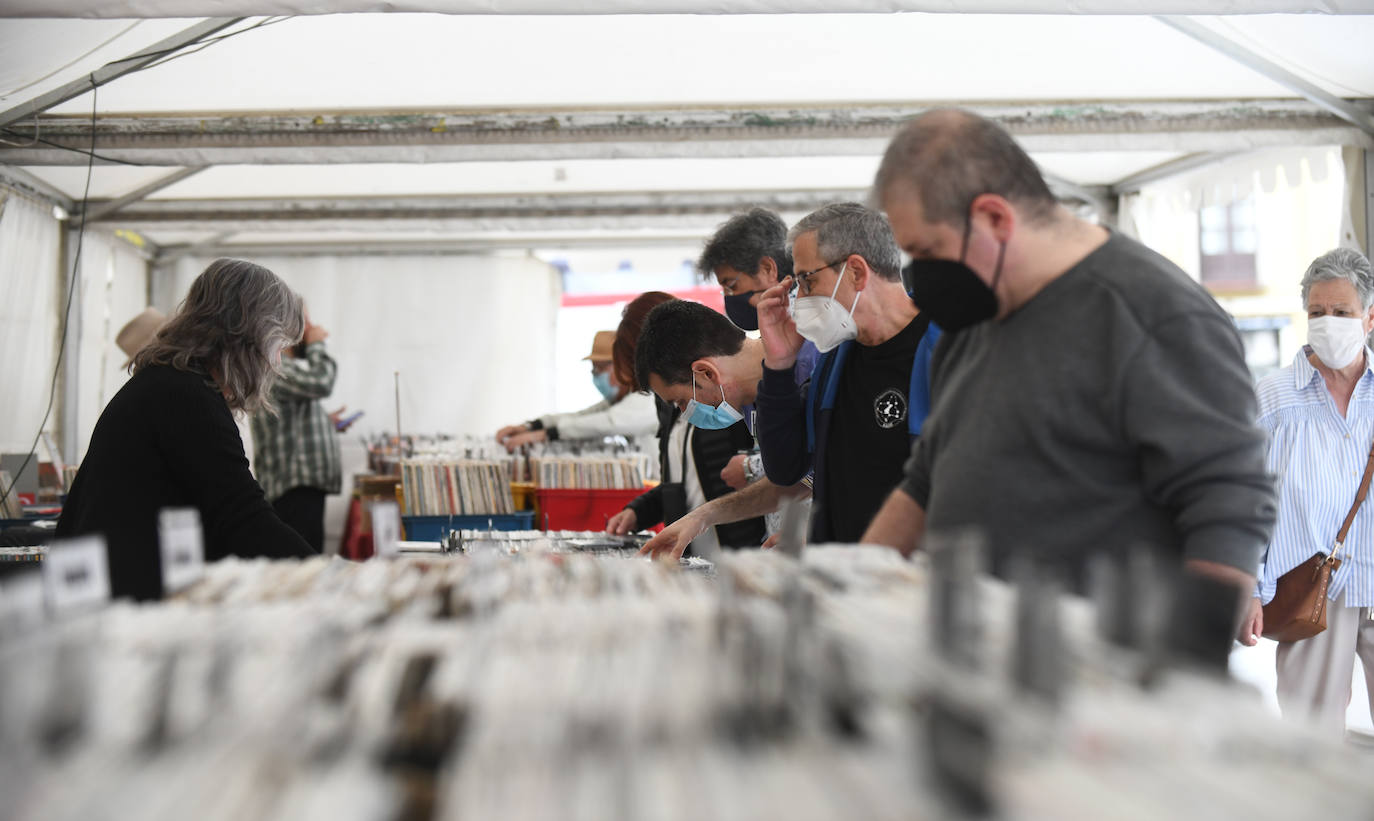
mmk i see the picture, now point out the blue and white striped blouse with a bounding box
[1255,345,1374,606]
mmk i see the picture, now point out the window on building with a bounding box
[1199,199,1258,289]
[1233,315,1289,381]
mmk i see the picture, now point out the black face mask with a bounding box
[723,291,760,331]
[904,215,1006,334]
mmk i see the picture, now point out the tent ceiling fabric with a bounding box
[8,15,1374,114]
[1,11,1372,253]
[3,1,1372,18]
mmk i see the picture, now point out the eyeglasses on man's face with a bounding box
[793,258,849,297]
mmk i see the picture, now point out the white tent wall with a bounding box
[0,187,60,456]
[72,231,148,464]
[158,251,561,548]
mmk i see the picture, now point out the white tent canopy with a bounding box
[5,1,1374,18]
[2,5,1372,464]
[2,10,1372,255]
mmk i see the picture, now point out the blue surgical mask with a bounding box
[684,379,743,430]
[592,370,618,401]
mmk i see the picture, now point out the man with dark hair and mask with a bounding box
[698,208,821,492]
[698,208,819,380]
[860,108,1275,595]
[640,202,942,559]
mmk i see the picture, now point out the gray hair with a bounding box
[873,108,1057,230]
[1300,248,1374,311]
[787,202,902,282]
[133,258,304,415]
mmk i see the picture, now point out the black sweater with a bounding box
[56,364,312,601]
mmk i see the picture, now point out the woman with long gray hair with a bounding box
[57,258,314,601]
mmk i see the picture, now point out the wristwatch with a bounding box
[743,454,760,484]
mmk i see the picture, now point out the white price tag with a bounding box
[370,501,401,559]
[43,535,111,614]
[159,507,205,593]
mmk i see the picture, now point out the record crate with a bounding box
[533,487,649,532]
[402,512,536,541]
[510,481,537,512]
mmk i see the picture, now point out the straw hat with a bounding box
[115,307,166,367]
[582,330,616,363]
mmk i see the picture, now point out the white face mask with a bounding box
[1308,315,1368,370]
[789,262,860,353]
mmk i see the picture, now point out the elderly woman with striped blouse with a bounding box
[1238,248,1374,732]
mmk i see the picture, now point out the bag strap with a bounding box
[1334,437,1374,558]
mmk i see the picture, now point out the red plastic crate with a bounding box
[534,487,655,532]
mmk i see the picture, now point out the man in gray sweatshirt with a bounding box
[862,109,1276,598]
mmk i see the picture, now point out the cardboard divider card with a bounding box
[159,507,206,593]
[371,501,401,558]
[42,535,111,614]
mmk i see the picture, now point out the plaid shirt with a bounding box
[250,342,342,502]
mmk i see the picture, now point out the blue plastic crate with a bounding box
[402,513,535,541]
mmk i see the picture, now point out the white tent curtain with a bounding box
[160,252,562,436]
[0,187,60,455]
[1120,145,1347,358]
[1120,146,1344,277]
[73,231,149,463]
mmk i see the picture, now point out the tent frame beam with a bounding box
[1110,151,1235,195]
[1366,149,1374,257]
[154,230,239,263]
[1156,16,1374,138]
[0,165,76,211]
[95,181,1111,228]
[76,165,207,225]
[154,236,769,258]
[3,99,1368,166]
[0,18,244,130]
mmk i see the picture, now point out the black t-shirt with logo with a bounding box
[823,313,929,542]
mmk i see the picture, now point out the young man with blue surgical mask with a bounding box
[607,299,780,557]
[630,299,807,559]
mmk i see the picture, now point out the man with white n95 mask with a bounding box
[750,202,942,546]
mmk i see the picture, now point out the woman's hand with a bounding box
[1237,597,1263,646]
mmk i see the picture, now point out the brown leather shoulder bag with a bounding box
[1262,438,1374,643]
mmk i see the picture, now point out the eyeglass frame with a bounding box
[793,257,851,296]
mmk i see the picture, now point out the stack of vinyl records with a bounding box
[1,541,1369,821]
[531,456,644,489]
[399,458,516,516]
